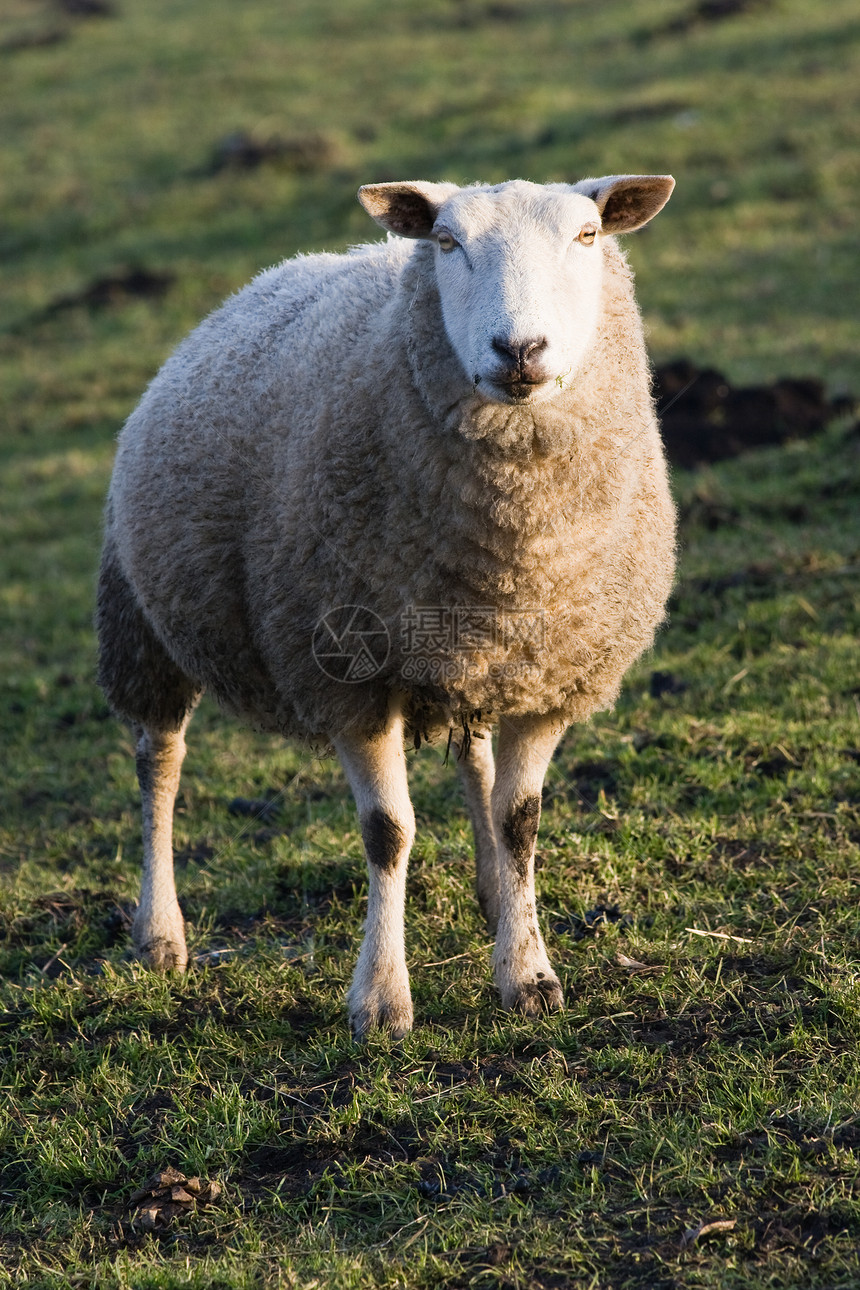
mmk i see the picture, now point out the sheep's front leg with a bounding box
[454,729,500,931]
[133,722,190,971]
[336,710,416,1039]
[492,714,565,1016]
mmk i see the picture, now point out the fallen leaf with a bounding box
[150,1166,186,1188]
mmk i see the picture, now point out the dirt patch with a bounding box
[208,130,336,174]
[38,267,173,319]
[430,1,569,29]
[672,558,791,605]
[550,758,621,811]
[646,0,771,39]
[1,0,113,52]
[54,0,114,15]
[573,758,620,798]
[174,841,216,869]
[552,904,631,941]
[754,1199,860,1256]
[414,1054,531,1096]
[650,670,688,700]
[243,1141,340,1197]
[415,1154,562,1202]
[0,25,66,50]
[1,889,131,957]
[622,1011,717,1054]
[712,1113,860,1167]
[227,794,282,823]
[750,752,799,778]
[655,359,844,469]
[741,743,805,778]
[113,1094,179,1163]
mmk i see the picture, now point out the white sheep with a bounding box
[97,174,676,1037]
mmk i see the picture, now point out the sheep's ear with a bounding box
[572,174,675,233]
[358,181,460,238]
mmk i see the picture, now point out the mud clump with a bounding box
[209,130,337,174]
[129,1166,222,1230]
[655,358,847,469]
[40,267,173,318]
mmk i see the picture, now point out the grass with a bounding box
[2,0,860,1286]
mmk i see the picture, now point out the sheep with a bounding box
[97,173,676,1038]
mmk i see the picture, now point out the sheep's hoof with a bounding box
[505,975,563,1017]
[349,999,414,1041]
[134,936,188,973]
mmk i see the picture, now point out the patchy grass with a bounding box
[2,0,860,1286]
[3,432,860,1290]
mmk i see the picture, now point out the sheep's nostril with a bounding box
[491,336,517,365]
[522,337,548,360]
[491,336,549,381]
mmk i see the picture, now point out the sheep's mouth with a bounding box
[485,377,551,405]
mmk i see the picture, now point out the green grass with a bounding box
[2,0,860,1285]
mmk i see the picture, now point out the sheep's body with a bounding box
[106,237,672,742]
[98,176,676,1036]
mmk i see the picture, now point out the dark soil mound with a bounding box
[654,359,851,469]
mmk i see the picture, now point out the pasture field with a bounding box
[2,0,860,1286]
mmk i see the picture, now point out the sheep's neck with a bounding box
[395,243,640,604]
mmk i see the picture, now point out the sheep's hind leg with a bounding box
[96,535,199,972]
[453,728,500,931]
[133,720,192,971]
[336,708,416,1039]
[492,714,565,1016]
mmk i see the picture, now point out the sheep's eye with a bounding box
[436,230,458,253]
[578,226,598,246]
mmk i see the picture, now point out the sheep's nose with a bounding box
[491,336,549,381]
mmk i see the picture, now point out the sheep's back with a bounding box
[106,239,412,737]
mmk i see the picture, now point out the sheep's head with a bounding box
[358,175,674,405]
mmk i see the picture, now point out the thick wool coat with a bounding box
[104,234,675,744]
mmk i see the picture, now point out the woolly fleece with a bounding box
[101,211,675,746]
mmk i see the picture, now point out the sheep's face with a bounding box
[359,175,674,405]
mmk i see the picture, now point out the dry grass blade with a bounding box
[685,927,754,944]
[615,952,663,972]
[681,1218,737,1248]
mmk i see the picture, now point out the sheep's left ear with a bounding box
[573,174,675,233]
[358,181,460,238]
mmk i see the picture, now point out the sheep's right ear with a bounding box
[358,181,460,238]
[573,174,675,233]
